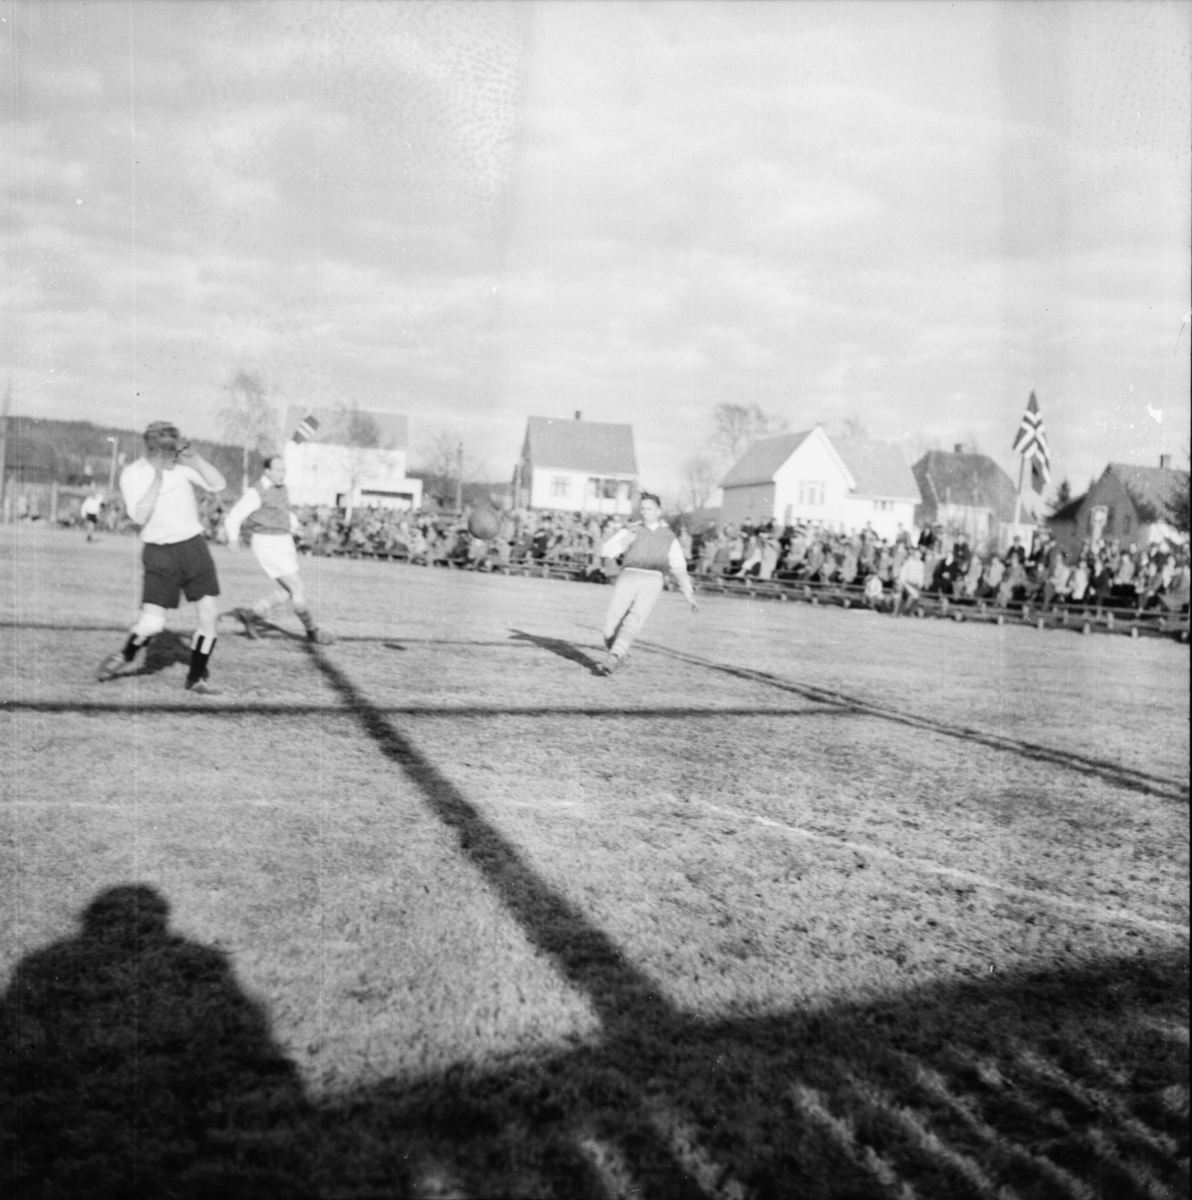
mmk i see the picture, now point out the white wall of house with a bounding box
[723,429,918,535]
[283,442,422,509]
[841,496,918,540]
[720,483,776,527]
[771,433,854,527]
[529,466,634,514]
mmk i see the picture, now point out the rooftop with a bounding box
[524,416,638,475]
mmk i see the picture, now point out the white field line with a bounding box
[911,1063,1094,1200]
[689,798,1189,938]
[575,1132,642,1199]
[645,1099,751,1200]
[845,1073,1011,1200]
[789,1083,918,1200]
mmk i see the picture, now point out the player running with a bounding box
[96,422,227,694]
[598,492,698,675]
[222,454,332,645]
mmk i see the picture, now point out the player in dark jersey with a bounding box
[597,492,698,675]
[222,454,331,644]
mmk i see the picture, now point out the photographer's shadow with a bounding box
[0,885,311,1198]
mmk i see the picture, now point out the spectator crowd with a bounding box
[53,492,1190,621]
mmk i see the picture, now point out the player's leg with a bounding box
[97,603,168,680]
[97,539,181,680]
[602,570,637,650]
[276,571,332,644]
[605,570,664,670]
[180,537,222,692]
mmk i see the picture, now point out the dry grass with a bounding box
[1,523,1187,1198]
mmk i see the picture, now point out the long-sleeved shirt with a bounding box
[224,478,299,542]
[601,522,696,602]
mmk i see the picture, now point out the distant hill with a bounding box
[2,416,262,496]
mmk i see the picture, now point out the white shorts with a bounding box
[251,533,300,580]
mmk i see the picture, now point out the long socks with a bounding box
[186,632,216,686]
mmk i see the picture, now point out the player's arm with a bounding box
[223,488,261,545]
[600,527,634,559]
[667,539,700,612]
[177,444,227,493]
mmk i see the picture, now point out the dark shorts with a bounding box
[142,535,220,609]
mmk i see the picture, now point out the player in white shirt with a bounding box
[80,488,103,541]
[96,422,228,693]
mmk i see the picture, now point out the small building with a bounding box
[513,413,638,514]
[282,406,423,511]
[718,426,920,539]
[912,447,1022,551]
[1049,457,1188,556]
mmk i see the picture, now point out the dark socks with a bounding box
[294,606,317,635]
[187,632,216,685]
[121,633,149,662]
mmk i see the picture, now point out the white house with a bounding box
[514,414,638,515]
[719,426,921,539]
[281,406,423,511]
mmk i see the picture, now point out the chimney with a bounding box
[575,411,582,421]
[954,443,964,454]
[1159,453,1172,469]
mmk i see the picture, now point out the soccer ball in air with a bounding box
[467,508,501,540]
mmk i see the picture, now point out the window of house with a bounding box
[586,477,601,499]
[873,499,892,512]
[601,478,619,499]
[799,480,825,506]
[551,475,570,498]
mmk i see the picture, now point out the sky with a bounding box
[3,0,1190,503]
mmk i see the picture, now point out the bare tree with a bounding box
[414,428,490,510]
[709,403,787,464]
[679,455,719,512]
[842,416,869,438]
[218,370,278,493]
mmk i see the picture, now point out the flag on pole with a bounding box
[292,413,320,443]
[1012,391,1051,493]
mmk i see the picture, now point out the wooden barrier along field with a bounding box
[301,540,1190,642]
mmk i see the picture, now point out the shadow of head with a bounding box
[80,883,171,943]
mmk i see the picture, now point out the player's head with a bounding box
[638,492,661,520]
[144,421,183,459]
[263,454,286,484]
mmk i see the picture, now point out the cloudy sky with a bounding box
[3,0,1189,500]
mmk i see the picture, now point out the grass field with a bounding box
[1,522,1188,1199]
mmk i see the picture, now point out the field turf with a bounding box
[1,523,1188,1199]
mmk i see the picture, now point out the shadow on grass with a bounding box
[508,628,607,676]
[639,642,1189,803]
[1,889,1186,1198]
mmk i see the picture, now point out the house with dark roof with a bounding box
[281,405,422,511]
[719,426,920,538]
[911,447,1022,550]
[1049,457,1188,555]
[514,414,638,514]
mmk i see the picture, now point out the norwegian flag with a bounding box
[1012,391,1051,493]
[292,413,320,443]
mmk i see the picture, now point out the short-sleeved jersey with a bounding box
[120,458,215,545]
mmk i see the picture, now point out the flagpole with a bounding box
[1013,454,1024,529]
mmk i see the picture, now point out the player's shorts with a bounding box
[84,513,98,527]
[250,533,300,580]
[142,535,220,609]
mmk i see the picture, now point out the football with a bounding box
[467,507,501,540]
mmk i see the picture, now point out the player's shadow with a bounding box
[508,628,606,676]
[0,885,310,1198]
[136,630,193,676]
